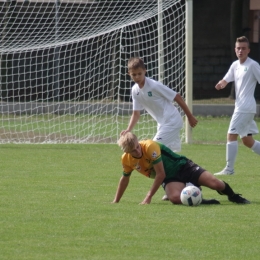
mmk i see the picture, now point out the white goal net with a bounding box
[0,0,187,144]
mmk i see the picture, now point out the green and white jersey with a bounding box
[131,77,182,127]
[224,57,260,113]
[157,142,188,179]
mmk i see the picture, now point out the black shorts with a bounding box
[162,160,205,189]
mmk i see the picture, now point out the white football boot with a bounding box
[214,168,234,176]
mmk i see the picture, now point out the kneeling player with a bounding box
[112,132,250,205]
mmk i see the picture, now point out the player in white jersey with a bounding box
[214,36,260,175]
[121,57,198,201]
[121,57,198,151]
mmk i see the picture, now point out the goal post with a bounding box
[0,0,191,144]
[185,0,193,144]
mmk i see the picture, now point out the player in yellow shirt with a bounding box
[112,132,250,205]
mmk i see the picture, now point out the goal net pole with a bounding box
[0,0,187,144]
[158,0,164,84]
[185,0,193,144]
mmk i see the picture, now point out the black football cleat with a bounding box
[228,194,250,204]
[201,198,220,205]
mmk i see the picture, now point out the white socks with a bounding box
[251,140,260,155]
[225,141,238,171]
[224,140,260,172]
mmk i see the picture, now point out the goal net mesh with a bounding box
[0,0,186,144]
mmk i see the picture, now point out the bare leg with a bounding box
[198,171,225,190]
[198,171,250,204]
[165,182,185,204]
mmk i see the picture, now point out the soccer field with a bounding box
[1,139,260,259]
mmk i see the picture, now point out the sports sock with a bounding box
[217,181,235,197]
[225,141,238,171]
[251,140,260,155]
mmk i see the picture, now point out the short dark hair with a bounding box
[127,57,146,71]
[236,36,250,48]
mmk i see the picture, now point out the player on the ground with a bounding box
[214,36,260,175]
[121,57,198,200]
[112,132,250,205]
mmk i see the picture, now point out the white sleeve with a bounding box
[156,81,177,101]
[223,63,235,83]
[252,61,260,84]
[133,98,143,111]
[131,86,143,111]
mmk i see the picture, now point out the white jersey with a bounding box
[224,57,260,113]
[131,77,182,127]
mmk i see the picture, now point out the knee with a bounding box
[168,194,182,204]
[210,179,225,190]
[242,139,250,147]
[242,137,254,148]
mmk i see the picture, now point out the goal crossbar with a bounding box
[0,0,192,144]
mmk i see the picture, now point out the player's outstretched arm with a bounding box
[112,175,130,203]
[174,93,198,128]
[120,110,140,136]
[140,161,166,205]
[215,80,228,90]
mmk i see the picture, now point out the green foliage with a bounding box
[1,118,260,259]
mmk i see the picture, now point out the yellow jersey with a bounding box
[121,139,187,179]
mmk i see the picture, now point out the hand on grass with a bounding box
[140,196,151,205]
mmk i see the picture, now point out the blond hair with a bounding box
[127,57,146,71]
[117,132,138,153]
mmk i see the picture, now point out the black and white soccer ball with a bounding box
[180,186,202,206]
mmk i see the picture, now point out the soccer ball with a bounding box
[180,186,202,206]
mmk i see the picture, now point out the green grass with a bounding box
[193,97,260,104]
[0,114,157,142]
[1,114,259,144]
[193,116,260,144]
[1,139,260,259]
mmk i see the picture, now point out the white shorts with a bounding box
[153,124,182,152]
[228,112,259,138]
